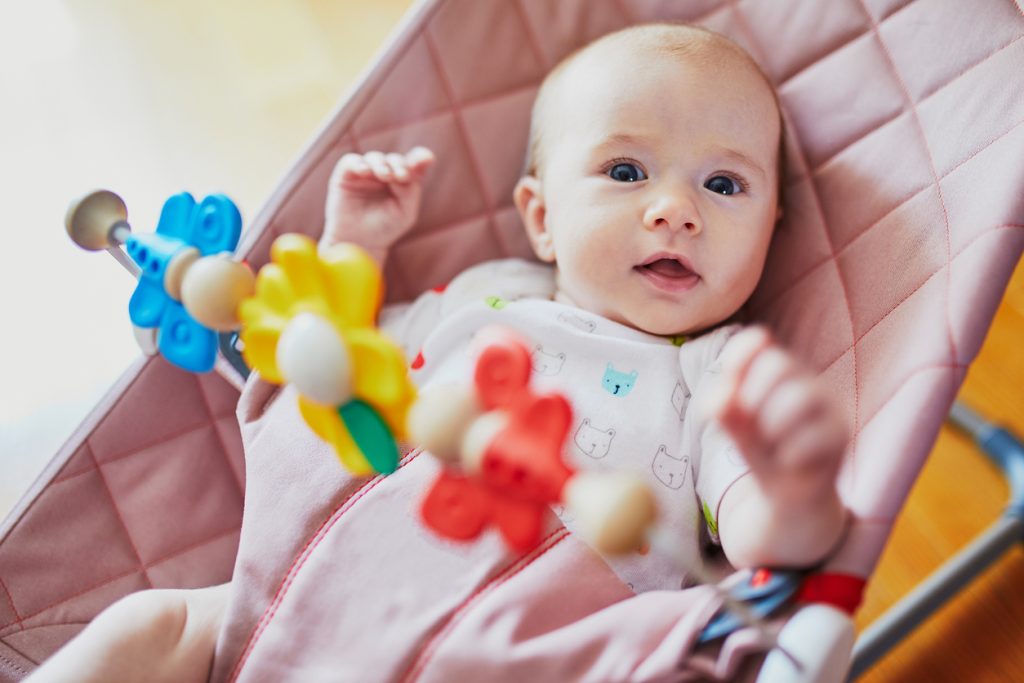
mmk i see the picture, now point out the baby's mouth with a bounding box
[634,254,701,293]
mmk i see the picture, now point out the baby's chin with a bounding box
[553,284,731,337]
[620,307,732,338]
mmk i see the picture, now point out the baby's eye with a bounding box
[704,175,742,196]
[607,163,647,183]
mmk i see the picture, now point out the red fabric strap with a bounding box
[796,573,867,614]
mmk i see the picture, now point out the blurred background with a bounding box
[0,0,412,516]
[0,0,1021,680]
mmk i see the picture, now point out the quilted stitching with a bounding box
[0,358,243,666]
[3,0,1023,674]
[298,0,1017,571]
[235,0,1024,534]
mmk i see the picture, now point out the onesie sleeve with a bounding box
[378,258,555,359]
[679,324,751,546]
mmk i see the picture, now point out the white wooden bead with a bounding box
[276,313,352,406]
[407,384,481,463]
[460,411,509,474]
[563,472,657,555]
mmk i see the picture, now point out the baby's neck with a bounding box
[552,289,579,308]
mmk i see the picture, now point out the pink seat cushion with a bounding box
[1,0,1022,678]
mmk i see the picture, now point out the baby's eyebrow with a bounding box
[591,133,654,153]
[712,147,766,180]
[597,132,652,147]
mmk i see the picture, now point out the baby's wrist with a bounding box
[318,235,389,269]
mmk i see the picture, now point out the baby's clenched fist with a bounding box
[322,146,435,264]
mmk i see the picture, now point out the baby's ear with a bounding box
[513,175,555,263]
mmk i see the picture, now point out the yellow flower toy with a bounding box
[239,234,415,475]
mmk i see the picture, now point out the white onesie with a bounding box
[380,258,750,593]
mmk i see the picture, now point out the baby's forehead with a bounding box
[526,26,779,175]
[548,45,772,128]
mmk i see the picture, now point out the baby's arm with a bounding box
[710,327,849,569]
[322,147,435,266]
[27,583,229,683]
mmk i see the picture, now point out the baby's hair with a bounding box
[523,23,787,209]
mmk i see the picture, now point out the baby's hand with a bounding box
[711,327,848,509]
[322,147,436,262]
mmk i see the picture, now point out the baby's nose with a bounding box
[643,194,701,234]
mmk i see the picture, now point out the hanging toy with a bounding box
[238,233,415,476]
[408,328,657,554]
[65,190,255,372]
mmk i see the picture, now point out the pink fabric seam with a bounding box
[399,528,572,683]
[728,1,863,460]
[0,579,20,625]
[853,0,960,387]
[196,380,245,497]
[758,117,1024,312]
[0,644,30,673]
[85,445,151,590]
[0,525,239,635]
[227,450,425,682]
[422,28,502,252]
[58,411,238,483]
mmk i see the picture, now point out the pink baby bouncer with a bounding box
[2,0,1023,680]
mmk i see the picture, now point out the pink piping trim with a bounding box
[0,642,30,672]
[400,528,572,683]
[227,449,424,682]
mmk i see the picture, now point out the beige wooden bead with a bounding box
[65,190,129,251]
[459,411,508,474]
[407,384,481,464]
[563,472,658,555]
[180,254,255,331]
[163,247,199,301]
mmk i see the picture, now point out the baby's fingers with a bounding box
[385,153,410,182]
[404,146,436,175]
[364,151,394,182]
[774,409,848,478]
[758,376,821,444]
[333,153,374,181]
[712,326,782,421]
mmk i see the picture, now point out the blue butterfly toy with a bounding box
[125,193,242,373]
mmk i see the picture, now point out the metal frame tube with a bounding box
[847,402,1024,680]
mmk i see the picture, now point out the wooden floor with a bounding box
[2,1,1022,680]
[855,258,1024,682]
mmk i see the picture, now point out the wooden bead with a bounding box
[180,254,255,330]
[460,411,509,474]
[65,190,129,251]
[276,312,352,406]
[407,384,481,463]
[163,247,199,301]
[563,472,657,555]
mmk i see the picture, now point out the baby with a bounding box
[31,23,847,683]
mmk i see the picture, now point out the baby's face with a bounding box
[522,44,780,336]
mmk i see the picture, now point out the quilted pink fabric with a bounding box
[1,0,1022,679]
